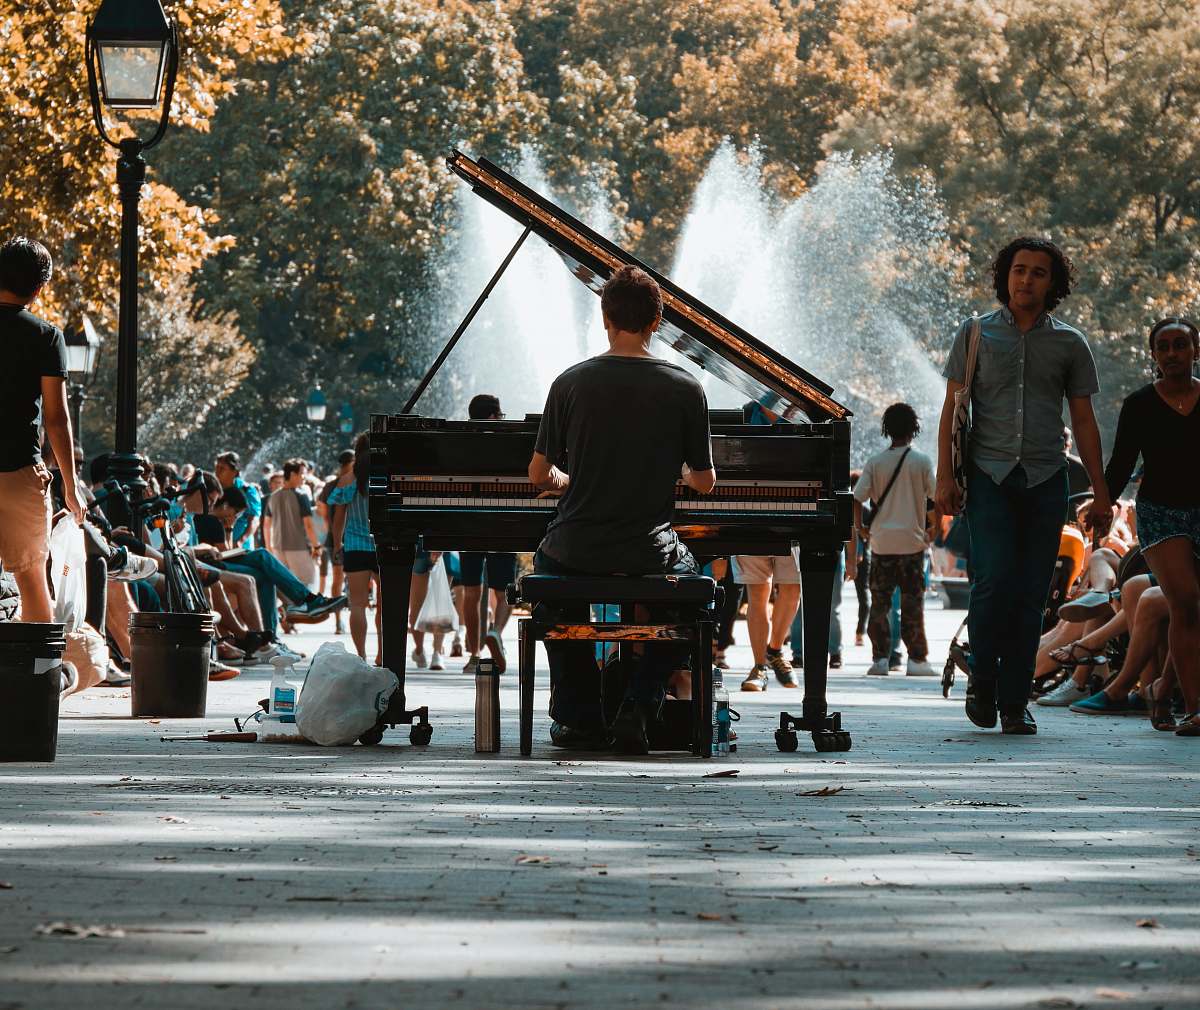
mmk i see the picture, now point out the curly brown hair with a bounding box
[991,237,1074,312]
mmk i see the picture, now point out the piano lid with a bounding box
[446,151,851,422]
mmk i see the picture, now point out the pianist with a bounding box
[527,265,718,753]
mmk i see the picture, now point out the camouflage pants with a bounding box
[867,551,928,662]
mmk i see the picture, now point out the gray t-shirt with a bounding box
[535,355,712,573]
[264,487,313,552]
[942,307,1099,487]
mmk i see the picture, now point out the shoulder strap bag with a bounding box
[951,316,983,503]
[862,447,912,530]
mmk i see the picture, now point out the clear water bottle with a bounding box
[712,669,730,757]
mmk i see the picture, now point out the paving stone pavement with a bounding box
[1,592,1198,1010]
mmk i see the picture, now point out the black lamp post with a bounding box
[306,385,328,424]
[63,314,102,445]
[85,0,178,506]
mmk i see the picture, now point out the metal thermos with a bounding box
[474,657,500,753]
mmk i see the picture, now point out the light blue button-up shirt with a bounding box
[943,307,1099,488]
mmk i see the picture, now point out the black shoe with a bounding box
[965,676,998,729]
[1000,706,1038,735]
[549,721,610,751]
[829,653,842,670]
[610,701,651,755]
[889,651,903,672]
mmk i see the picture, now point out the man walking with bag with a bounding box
[853,403,936,677]
[935,237,1112,735]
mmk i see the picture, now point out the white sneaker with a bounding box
[906,659,937,677]
[251,641,282,663]
[463,655,479,675]
[411,648,428,669]
[867,658,890,676]
[110,553,159,582]
[429,651,445,671]
[1036,677,1091,706]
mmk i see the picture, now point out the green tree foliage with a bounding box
[161,0,542,452]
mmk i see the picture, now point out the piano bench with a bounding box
[508,574,721,608]
[512,574,717,760]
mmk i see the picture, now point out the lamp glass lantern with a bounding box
[89,0,172,109]
[306,386,328,423]
[64,315,102,384]
[338,403,355,435]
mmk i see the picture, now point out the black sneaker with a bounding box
[1000,706,1038,735]
[549,721,610,751]
[829,653,842,670]
[610,701,650,755]
[965,676,998,729]
[286,594,348,619]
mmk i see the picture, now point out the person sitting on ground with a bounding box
[0,236,86,621]
[528,265,717,753]
[1100,316,1200,736]
[853,403,938,677]
[214,451,263,551]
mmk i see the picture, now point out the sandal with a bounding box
[1047,641,1107,669]
[1175,713,1200,737]
[1145,679,1175,732]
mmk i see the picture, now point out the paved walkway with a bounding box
[2,593,1198,1009]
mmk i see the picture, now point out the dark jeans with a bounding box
[222,549,311,635]
[533,547,699,732]
[965,463,1067,708]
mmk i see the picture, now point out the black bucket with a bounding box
[129,612,214,718]
[0,622,67,762]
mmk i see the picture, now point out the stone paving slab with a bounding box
[1,595,1197,1010]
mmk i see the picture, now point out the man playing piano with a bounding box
[527,265,718,753]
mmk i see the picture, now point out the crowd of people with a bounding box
[2,229,1198,744]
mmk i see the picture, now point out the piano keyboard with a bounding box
[392,476,823,514]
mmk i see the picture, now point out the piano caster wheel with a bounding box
[813,731,837,753]
[834,731,852,752]
[775,729,799,753]
[409,723,433,747]
[358,725,385,746]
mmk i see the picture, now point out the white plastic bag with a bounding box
[64,625,109,695]
[48,517,86,632]
[414,557,457,633]
[295,641,399,746]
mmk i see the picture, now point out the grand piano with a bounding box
[366,151,853,751]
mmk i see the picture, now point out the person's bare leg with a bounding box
[347,570,372,660]
[1036,619,1085,676]
[210,583,249,638]
[106,581,134,659]
[13,567,53,623]
[462,584,483,656]
[491,590,512,634]
[746,583,771,666]
[373,572,383,665]
[220,572,264,632]
[1098,589,1168,699]
[1143,540,1200,719]
[768,584,801,651]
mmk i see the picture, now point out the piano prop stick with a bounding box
[365,152,855,753]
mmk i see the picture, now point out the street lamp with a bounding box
[85,0,178,506]
[63,314,102,444]
[337,402,354,435]
[306,385,328,423]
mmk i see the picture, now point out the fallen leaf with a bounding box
[159,816,189,825]
[703,769,739,778]
[153,856,178,862]
[695,912,722,921]
[35,922,125,939]
[1117,960,1160,970]
[147,719,161,725]
[1094,987,1132,1000]
[798,785,846,797]
[0,882,12,890]
[0,946,17,954]
[515,855,550,865]
[1134,918,1160,929]
[1036,999,1077,1009]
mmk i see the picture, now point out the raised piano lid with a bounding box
[446,151,852,423]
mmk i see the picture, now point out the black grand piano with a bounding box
[366,151,853,751]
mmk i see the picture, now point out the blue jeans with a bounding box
[790,550,844,659]
[965,463,1067,708]
[534,547,699,731]
[223,549,311,635]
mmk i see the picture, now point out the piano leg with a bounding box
[375,543,432,746]
[774,549,852,754]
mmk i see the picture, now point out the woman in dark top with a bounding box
[1103,317,1200,735]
